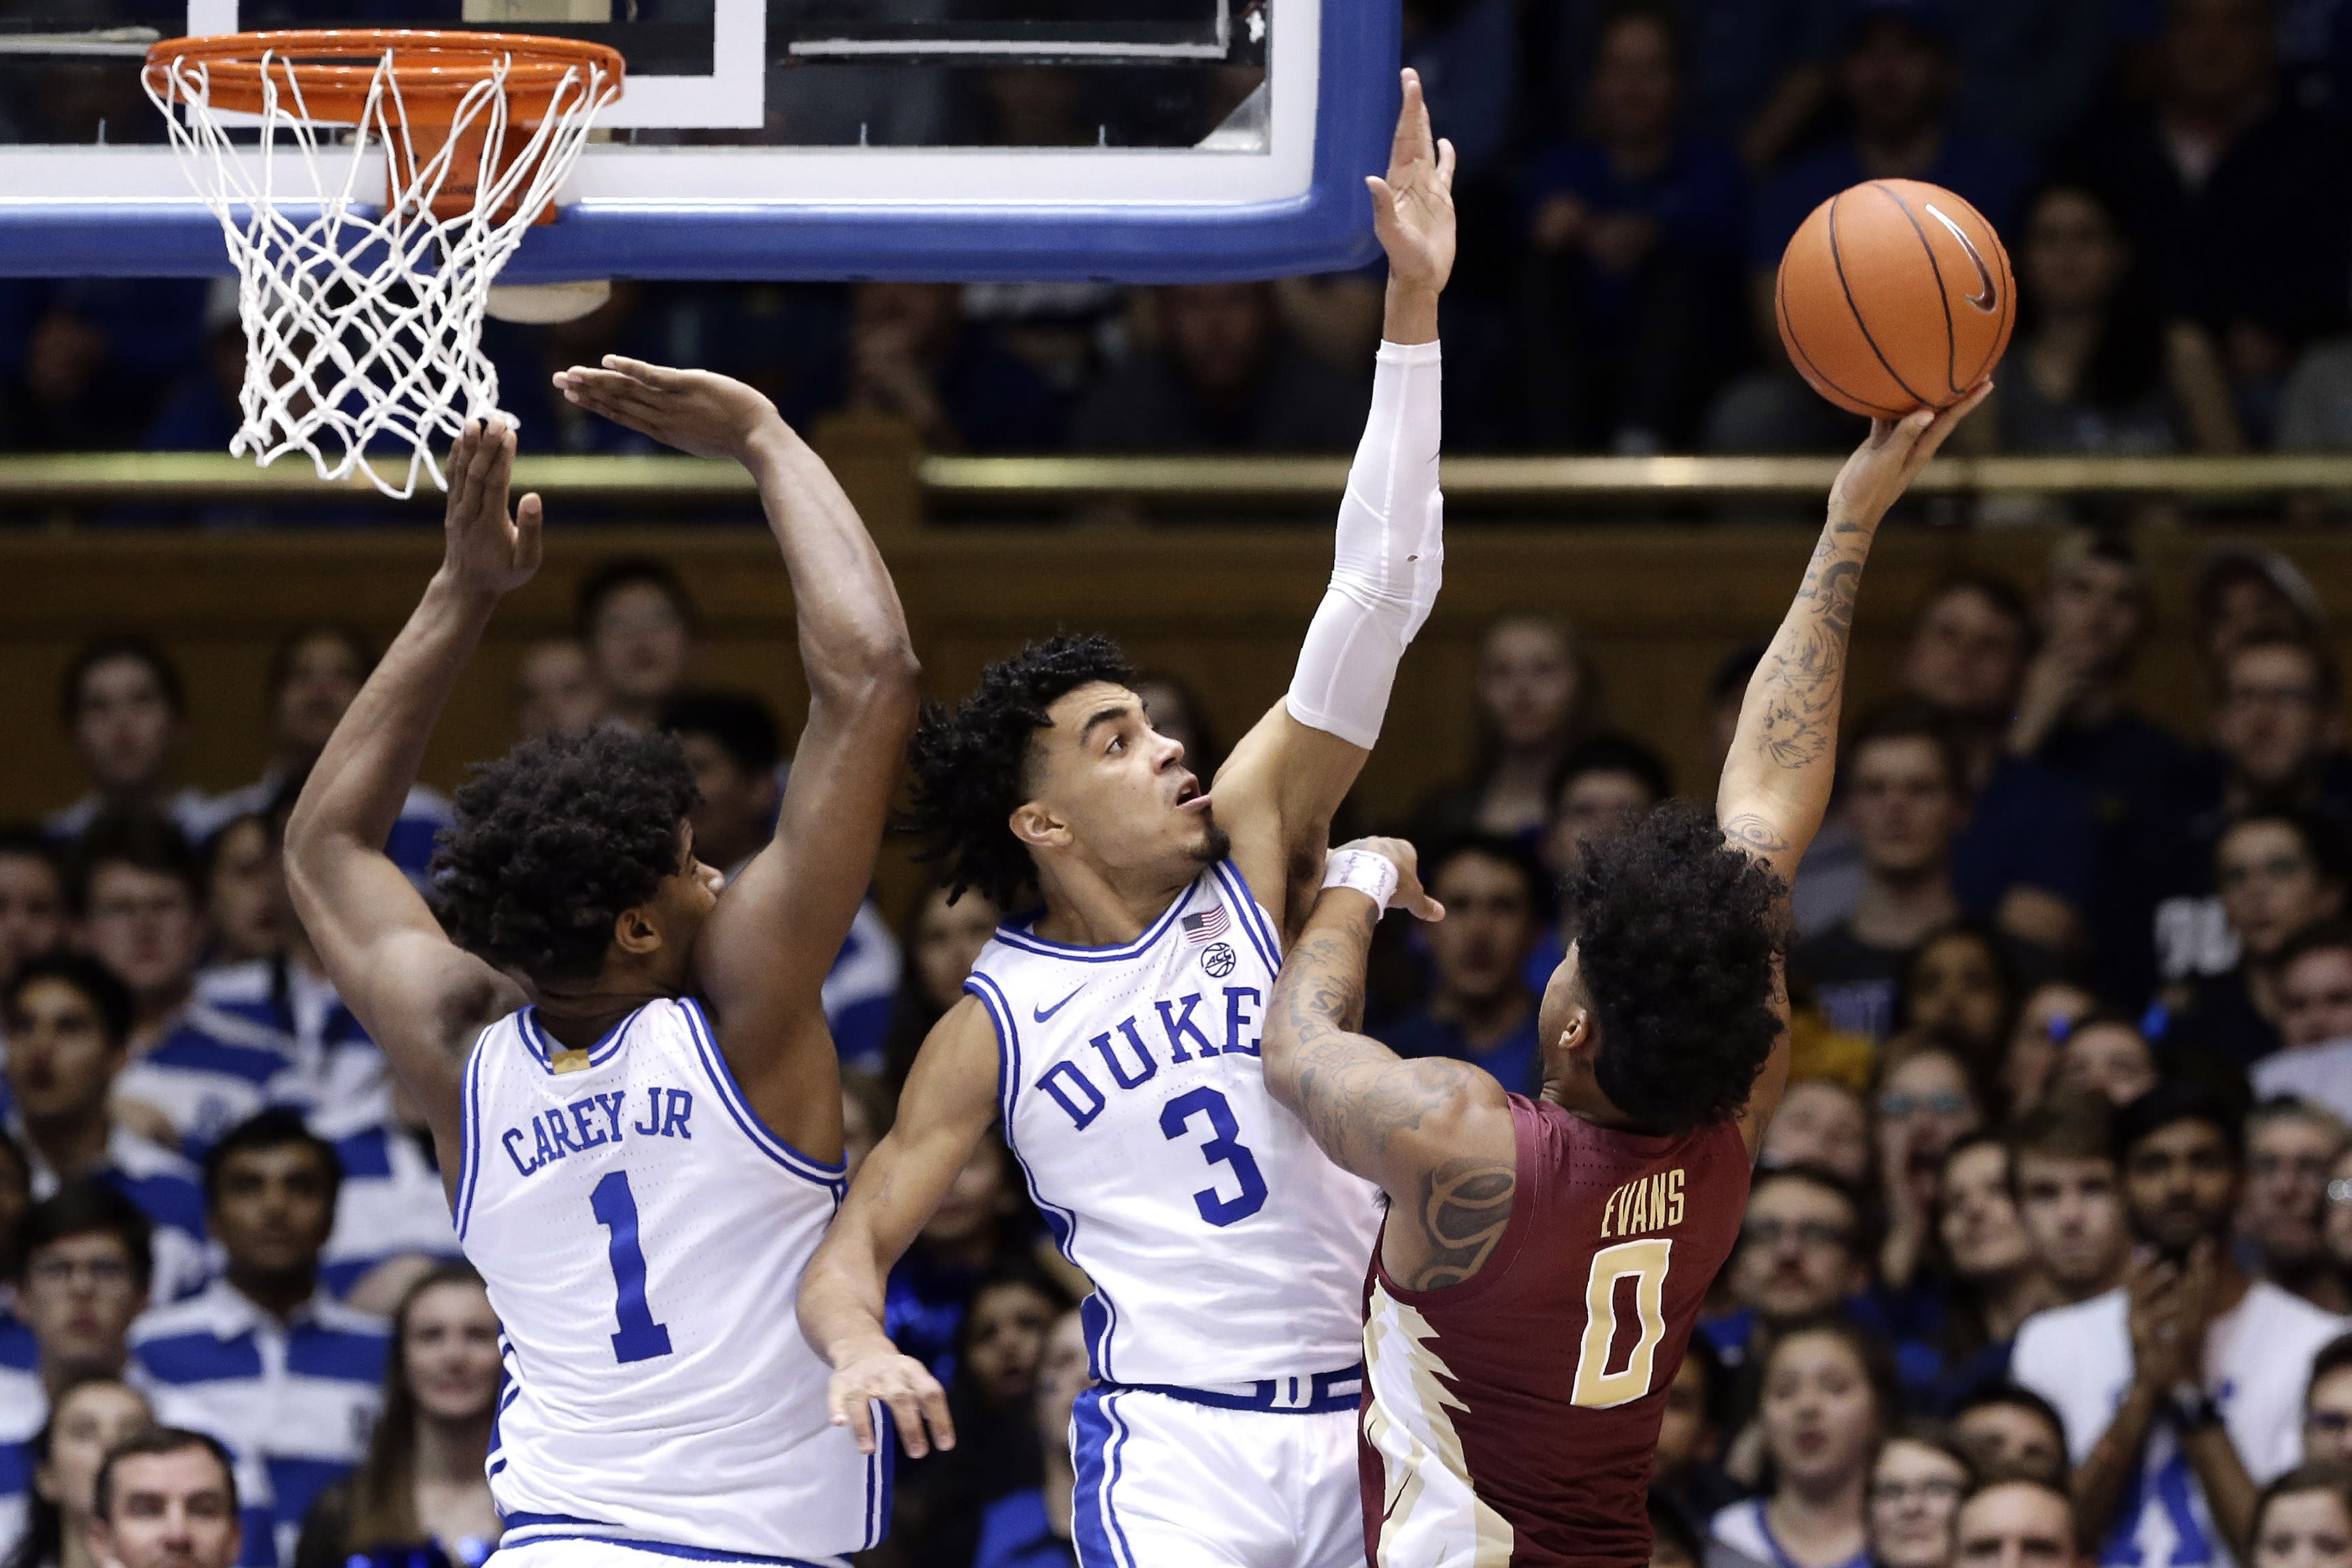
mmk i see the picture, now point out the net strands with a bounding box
[142,36,619,498]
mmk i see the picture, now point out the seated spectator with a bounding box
[8,279,213,454]
[893,1264,1072,1567]
[1654,1334,1747,1537]
[1067,284,1370,454]
[1875,1042,1987,1295]
[1414,615,1594,846]
[200,628,450,891]
[1792,704,1972,1039]
[317,1087,462,1316]
[3,955,209,1303]
[292,1265,500,1568]
[1866,1426,1975,1568]
[2167,811,2349,1067]
[2256,922,2352,1119]
[0,829,66,995]
[1518,0,1744,452]
[971,1306,1087,1568]
[2006,979,2098,1117]
[1709,1318,1892,1568]
[9,1184,154,1418]
[838,282,1064,452]
[881,879,1005,1091]
[2011,1084,2347,1568]
[2242,1099,2350,1312]
[89,1428,243,1568]
[2056,1015,2162,1107]
[577,559,696,735]
[1949,1384,2071,1487]
[1932,1135,2060,1408]
[133,1111,388,1568]
[44,638,214,848]
[2248,1465,2352,1568]
[7,1375,155,1568]
[71,811,211,1055]
[2005,533,2194,1006]
[1541,733,1672,883]
[885,1132,1027,1388]
[2327,1144,2352,1301]
[2145,635,2352,1004]
[2061,0,2352,440]
[1947,1476,2084,1568]
[1760,1080,1873,1186]
[1980,183,2240,458]
[1374,836,1549,1097]
[203,817,288,970]
[1896,577,2094,953]
[509,638,605,742]
[2009,1094,2130,1303]
[1713,0,2032,453]
[1893,921,2023,1091]
[1700,1165,1872,1390]
[2302,1334,2352,1465]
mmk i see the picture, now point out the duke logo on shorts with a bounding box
[458,997,883,1568]
[966,859,1383,1568]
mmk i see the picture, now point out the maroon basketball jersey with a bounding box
[1358,1094,1750,1568]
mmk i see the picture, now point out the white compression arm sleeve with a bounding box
[1284,337,1445,749]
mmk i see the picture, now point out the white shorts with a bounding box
[487,1540,847,1568]
[1070,1386,1363,1568]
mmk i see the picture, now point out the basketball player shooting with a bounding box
[1261,381,1991,1568]
[796,69,1453,1568]
[283,369,919,1567]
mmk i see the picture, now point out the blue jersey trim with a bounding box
[1211,860,1284,974]
[454,1020,495,1242]
[1117,1363,1365,1414]
[676,998,848,1190]
[989,879,1202,964]
[963,972,1116,1382]
[1071,1387,1136,1568]
[495,1534,839,1568]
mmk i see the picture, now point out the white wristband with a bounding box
[1322,849,1400,912]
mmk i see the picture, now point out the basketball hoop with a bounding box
[143,30,624,498]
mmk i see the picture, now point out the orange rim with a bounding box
[144,29,625,123]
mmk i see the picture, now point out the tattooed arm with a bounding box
[1715,384,1990,1155]
[1263,838,1518,1292]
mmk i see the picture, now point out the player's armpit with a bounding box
[798,997,1002,1371]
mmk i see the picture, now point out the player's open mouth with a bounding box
[1175,777,1210,813]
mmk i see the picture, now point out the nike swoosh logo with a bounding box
[1034,987,1084,1023]
[1925,202,1999,313]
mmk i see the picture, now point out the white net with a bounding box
[143,39,618,498]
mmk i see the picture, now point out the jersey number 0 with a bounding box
[1570,1238,1673,1409]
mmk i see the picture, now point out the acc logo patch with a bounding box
[1201,942,1238,978]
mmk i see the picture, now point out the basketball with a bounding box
[1775,179,2014,420]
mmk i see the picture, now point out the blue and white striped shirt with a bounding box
[320,1125,460,1299]
[131,1280,388,1568]
[116,992,302,1158]
[24,1125,213,1303]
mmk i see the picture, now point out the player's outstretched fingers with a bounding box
[600,354,685,390]
[885,1388,937,1457]
[827,1377,877,1454]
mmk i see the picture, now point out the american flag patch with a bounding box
[1181,906,1229,944]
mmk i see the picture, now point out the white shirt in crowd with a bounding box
[2012,1280,2349,1568]
[2252,1039,2352,1125]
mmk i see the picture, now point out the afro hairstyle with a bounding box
[431,727,700,985]
[903,632,1138,910]
[1564,799,1786,1136]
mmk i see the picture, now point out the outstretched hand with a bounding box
[1826,380,1992,529]
[439,420,541,598]
[1369,69,1456,294]
[1333,836,1446,921]
[554,355,785,464]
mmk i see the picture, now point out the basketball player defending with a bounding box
[285,372,919,1567]
[796,72,1454,1568]
[1261,381,1992,1567]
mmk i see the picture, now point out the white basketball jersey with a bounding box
[966,859,1382,1391]
[456,998,884,1563]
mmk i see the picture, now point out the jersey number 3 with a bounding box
[1159,1087,1269,1227]
[591,1170,675,1364]
[1571,1238,1673,1409]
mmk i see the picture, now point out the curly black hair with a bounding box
[903,632,1137,910]
[1563,799,1787,1136]
[432,728,700,985]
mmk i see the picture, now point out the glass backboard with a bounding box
[0,0,1395,281]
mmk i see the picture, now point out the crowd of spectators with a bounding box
[21,0,2352,464]
[16,511,2352,1568]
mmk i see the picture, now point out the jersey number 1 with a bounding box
[1570,1238,1672,1409]
[591,1170,675,1364]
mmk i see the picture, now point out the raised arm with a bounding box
[1262,839,1516,1291]
[796,998,1001,1459]
[284,425,537,1187]
[1212,70,1454,937]
[555,360,920,1158]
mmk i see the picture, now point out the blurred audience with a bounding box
[1374,836,1549,1097]
[46,641,211,848]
